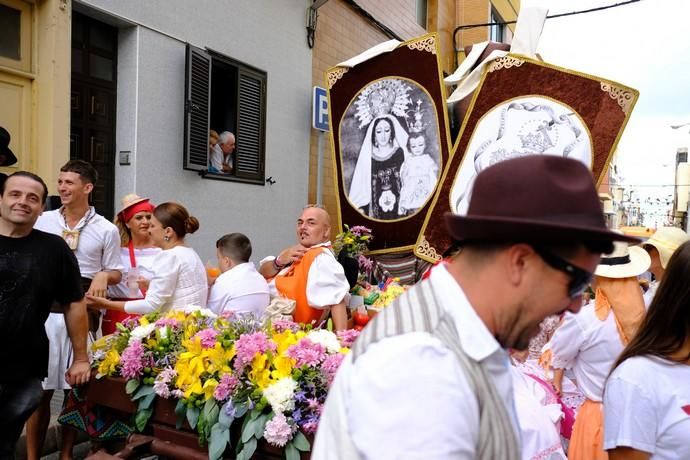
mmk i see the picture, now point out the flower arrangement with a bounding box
[90,310,359,460]
[333,224,373,274]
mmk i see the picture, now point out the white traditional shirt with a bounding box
[313,264,519,460]
[208,262,270,316]
[547,302,623,401]
[265,242,349,309]
[604,356,690,459]
[35,207,123,279]
[108,246,161,299]
[125,246,208,314]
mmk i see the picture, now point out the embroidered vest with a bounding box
[274,246,325,325]
[352,278,520,460]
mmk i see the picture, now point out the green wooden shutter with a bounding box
[235,67,266,183]
[183,44,211,171]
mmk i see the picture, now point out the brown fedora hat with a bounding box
[444,155,639,250]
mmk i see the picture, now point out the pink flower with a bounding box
[120,340,145,380]
[233,332,276,370]
[357,254,374,272]
[263,413,295,447]
[337,329,361,348]
[272,320,300,333]
[287,339,326,368]
[194,328,219,348]
[154,317,180,328]
[350,225,372,236]
[213,373,239,401]
[321,353,345,385]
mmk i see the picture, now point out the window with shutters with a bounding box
[183,44,267,185]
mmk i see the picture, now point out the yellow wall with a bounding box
[0,0,71,193]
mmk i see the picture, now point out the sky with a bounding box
[536,0,690,205]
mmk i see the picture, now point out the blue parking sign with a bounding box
[313,86,329,132]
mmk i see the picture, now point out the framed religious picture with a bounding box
[327,34,452,254]
[416,54,639,262]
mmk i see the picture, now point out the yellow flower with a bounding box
[139,316,149,326]
[202,378,219,400]
[249,353,272,389]
[271,355,295,380]
[97,349,120,376]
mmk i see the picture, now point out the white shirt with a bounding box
[643,280,659,309]
[604,356,690,459]
[313,264,519,460]
[547,302,623,401]
[265,242,349,309]
[108,246,161,299]
[125,246,208,314]
[209,144,231,172]
[35,208,123,279]
[208,262,269,316]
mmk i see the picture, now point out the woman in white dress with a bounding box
[604,240,690,460]
[87,202,208,314]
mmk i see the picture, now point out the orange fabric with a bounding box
[538,348,553,369]
[595,277,645,345]
[274,247,325,326]
[568,399,608,460]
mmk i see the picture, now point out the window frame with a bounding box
[0,0,32,73]
[183,44,267,185]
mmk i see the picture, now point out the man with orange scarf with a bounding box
[259,205,349,331]
[547,240,650,459]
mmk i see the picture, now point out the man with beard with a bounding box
[313,155,638,459]
[0,172,89,458]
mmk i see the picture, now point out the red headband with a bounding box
[119,200,154,223]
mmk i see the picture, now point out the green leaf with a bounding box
[203,399,218,422]
[207,403,220,427]
[233,399,250,419]
[326,318,333,331]
[218,403,233,429]
[253,413,268,439]
[248,406,262,421]
[138,391,156,410]
[241,416,257,443]
[186,405,200,429]
[236,437,257,460]
[292,430,311,452]
[208,424,230,460]
[125,379,140,395]
[285,442,300,460]
[134,408,153,432]
[175,400,186,430]
[132,384,155,400]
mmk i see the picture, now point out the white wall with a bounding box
[79,0,312,263]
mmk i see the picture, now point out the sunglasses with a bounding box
[532,247,593,299]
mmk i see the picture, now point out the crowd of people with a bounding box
[1,153,689,459]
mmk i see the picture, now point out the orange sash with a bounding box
[568,399,608,460]
[274,247,325,326]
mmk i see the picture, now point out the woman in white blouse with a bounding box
[88,202,208,314]
[604,240,690,460]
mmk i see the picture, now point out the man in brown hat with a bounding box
[313,155,637,459]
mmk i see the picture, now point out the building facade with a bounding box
[0,0,313,262]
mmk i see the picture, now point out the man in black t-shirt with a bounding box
[0,171,89,458]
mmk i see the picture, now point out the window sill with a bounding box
[199,170,265,186]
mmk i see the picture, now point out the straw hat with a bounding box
[117,193,151,217]
[643,226,690,269]
[444,156,639,252]
[594,241,651,279]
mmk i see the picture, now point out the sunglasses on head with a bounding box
[532,247,593,299]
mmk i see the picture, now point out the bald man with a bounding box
[259,205,349,330]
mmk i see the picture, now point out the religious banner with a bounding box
[415,54,639,262]
[326,33,452,254]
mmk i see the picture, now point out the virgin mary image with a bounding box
[348,79,413,220]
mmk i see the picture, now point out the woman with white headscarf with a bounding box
[348,115,409,220]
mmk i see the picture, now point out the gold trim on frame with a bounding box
[600,82,634,115]
[406,36,437,55]
[415,236,442,261]
[487,56,525,72]
[327,67,349,89]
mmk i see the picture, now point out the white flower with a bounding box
[129,323,156,344]
[306,329,341,354]
[263,377,297,413]
[158,326,168,340]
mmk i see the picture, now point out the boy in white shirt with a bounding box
[208,233,269,316]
